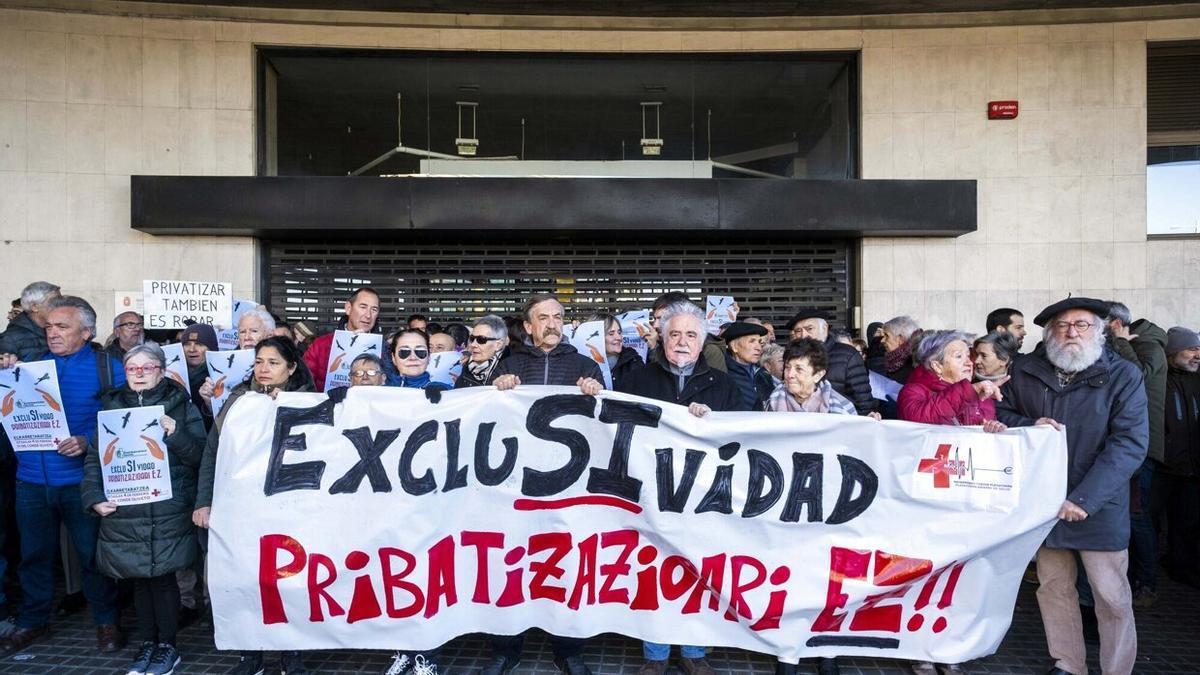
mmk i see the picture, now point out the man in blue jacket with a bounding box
[0,296,125,656]
[997,297,1146,675]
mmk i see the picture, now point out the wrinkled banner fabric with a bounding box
[208,386,1065,664]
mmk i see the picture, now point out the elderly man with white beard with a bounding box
[997,297,1147,675]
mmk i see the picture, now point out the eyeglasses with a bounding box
[350,369,381,378]
[395,347,429,360]
[124,364,161,376]
[116,322,143,329]
[1052,320,1095,333]
[468,335,501,345]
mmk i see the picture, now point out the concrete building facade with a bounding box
[1,1,1199,332]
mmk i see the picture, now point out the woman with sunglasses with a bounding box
[82,343,205,675]
[456,315,509,388]
[192,336,316,675]
[386,328,450,391]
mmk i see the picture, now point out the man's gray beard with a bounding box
[1045,334,1103,373]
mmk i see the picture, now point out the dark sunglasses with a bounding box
[468,335,501,344]
[395,347,429,360]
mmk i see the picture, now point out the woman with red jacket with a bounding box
[898,329,1008,432]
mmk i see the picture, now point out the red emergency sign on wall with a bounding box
[987,101,1018,119]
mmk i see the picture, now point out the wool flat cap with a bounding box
[1032,297,1111,327]
[722,321,769,342]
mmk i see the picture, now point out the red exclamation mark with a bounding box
[906,561,966,633]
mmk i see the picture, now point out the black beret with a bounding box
[1032,297,1111,327]
[722,321,768,342]
[785,308,832,331]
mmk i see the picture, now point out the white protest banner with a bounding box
[143,280,233,331]
[206,349,255,417]
[218,298,258,351]
[427,351,463,388]
[162,343,190,393]
[209,387,1065,664]
[705,295,737,335]
[324,331,385,392]
[569,320,612,389]
[0,360,68,452]
[617,309,652,361]
[97,405,172,506]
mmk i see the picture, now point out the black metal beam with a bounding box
[130,176,975,238]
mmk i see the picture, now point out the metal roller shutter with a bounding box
[266,236,852,331]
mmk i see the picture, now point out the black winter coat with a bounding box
[1163,368,1200,477]
[824,337,877,414]
[617,358,747,412]
[724,353,774,411]
[493,341,603,386]
[609,347,644,391]
[0,312,47,362]
[81,379,205,579]
[1110,319,1167,463]
[997,347,1148,550]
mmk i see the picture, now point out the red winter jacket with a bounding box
[897,365,995,426]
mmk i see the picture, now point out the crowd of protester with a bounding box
[0,279,1193,675]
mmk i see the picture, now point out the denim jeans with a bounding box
[14,481,117,628]
[643,642,706,661]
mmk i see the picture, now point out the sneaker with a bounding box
[1132,586,1157,608]
[228,653,265,675]
[553,654,592,675]
[679,657,717,675]
[912,663,938,675]
[638,660,669,675]
[146,643,181,675]
[281,650,310,675]
[385,652,412,675]
[412,654,438,675]
[479,655,521,675]
[125,641,156,675]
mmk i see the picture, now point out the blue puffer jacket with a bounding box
[16,345,125,486]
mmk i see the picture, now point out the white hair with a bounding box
[473,314,508,344]
[1043,312,1106,373]
[883,315,921,341]
[20,281,60,312]
[660,301,706,334]
[45,295,96,334]
[238,307,276,332]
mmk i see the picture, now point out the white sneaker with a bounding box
[412,654,438,675]
[384,652,411,675]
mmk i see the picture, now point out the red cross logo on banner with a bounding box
[918,444,967,488]
[151,489,161,497]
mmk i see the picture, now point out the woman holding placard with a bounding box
[192,336,315,675]
[82,343,205,675]
[589,313,643,390]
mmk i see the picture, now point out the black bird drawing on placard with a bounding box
[166,354,180,366]
[365,343,377,351]
[120,411,132,429]
[588,330,600,340]
[226,353,236,369]
[335,339,345,351]
[349,334,360,347]
[142,419,159,432]
[11,367,20,383]
[102,423,116,436]
[34,372,49,385]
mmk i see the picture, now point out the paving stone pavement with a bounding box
[0,575,1196,674]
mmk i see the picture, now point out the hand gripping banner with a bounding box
[207,386,1066,664]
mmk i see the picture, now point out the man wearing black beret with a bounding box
[785,309,876,415]
[996,297,1146,675]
